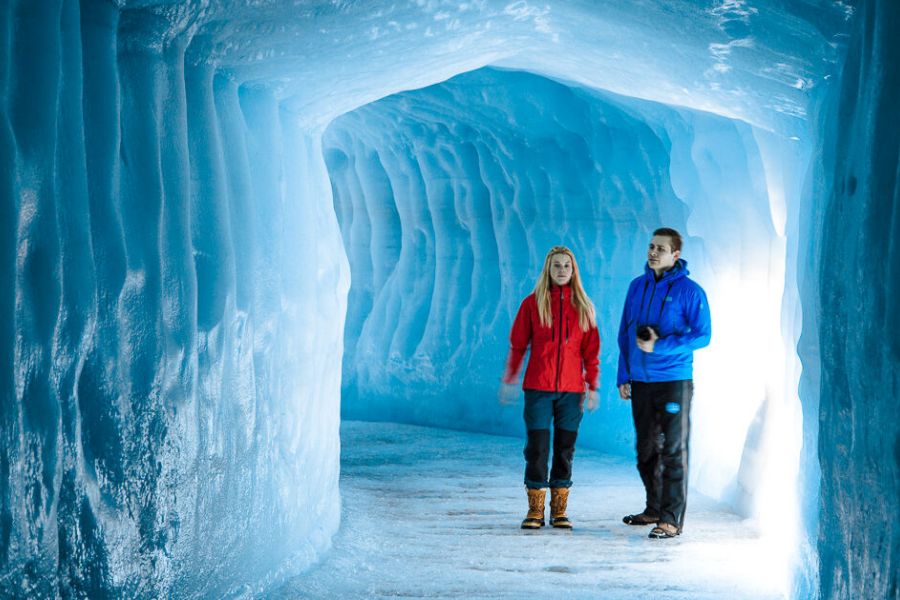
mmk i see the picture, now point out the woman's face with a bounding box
[549,253,573,286]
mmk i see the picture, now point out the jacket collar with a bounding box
[551,283,571,300]
[643,258,689,283]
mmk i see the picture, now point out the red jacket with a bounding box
[502,285,601,392]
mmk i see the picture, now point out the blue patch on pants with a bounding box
[665,402,681,414]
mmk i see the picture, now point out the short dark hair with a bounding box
[652,227,683,253]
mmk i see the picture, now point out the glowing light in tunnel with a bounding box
[693,232,801,596]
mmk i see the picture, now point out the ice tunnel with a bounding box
[1,1,897,599]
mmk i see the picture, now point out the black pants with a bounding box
[631,380,693,530]
[522,390,583,489]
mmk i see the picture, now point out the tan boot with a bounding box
[550,487,572,529]
[521,488,545,529]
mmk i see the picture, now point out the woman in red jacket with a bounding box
[501,246,600,529]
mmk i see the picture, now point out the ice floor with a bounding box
[272,421,784,599]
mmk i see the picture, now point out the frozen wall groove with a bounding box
[815,0,900,597]
[1,1,346,596]
[327,70,682,443]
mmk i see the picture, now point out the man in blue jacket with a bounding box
[616,228,711,539]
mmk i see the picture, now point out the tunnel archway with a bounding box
[323,65,810,594]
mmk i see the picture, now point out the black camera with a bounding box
[637,325,657,341]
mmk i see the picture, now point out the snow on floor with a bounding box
[272,421,784,599]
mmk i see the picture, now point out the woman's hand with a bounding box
[583,389,599,412]
[618,383,632,400]
[498,382,519,406]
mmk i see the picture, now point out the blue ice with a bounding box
[1,1,896,599]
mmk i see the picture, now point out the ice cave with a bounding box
[1,0,897,598]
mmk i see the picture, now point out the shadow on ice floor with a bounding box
[272,421,783,599]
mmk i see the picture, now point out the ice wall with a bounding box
[326,67,770,455]
[1,1,346,596]
[807,0,900,597]
[327,69,683,444]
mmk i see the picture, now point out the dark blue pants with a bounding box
[523,390,583,489]
[630,380,693,530]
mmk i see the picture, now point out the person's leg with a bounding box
[630,382,663,519]
[548,392,583,488]
[547,392,583,528]
[522,390,554,528]
[656,380,693,532]
[523,390,553,489]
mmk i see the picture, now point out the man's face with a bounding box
[550,253,573,286]
[647,235,680,272]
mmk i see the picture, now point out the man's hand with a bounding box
[636,328,659,353]
[582,389,599,412]
[618,383,632,400]
[498,382,519,406]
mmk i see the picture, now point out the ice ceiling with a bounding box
[7,1,894,599]
[123,0,851,132]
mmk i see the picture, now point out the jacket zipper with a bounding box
[556,286,563,391]
[637,278,674,381]
[640,280,657,381]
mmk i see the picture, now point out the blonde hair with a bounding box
[534,246,596,331]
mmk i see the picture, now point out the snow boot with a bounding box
[521,488,545,529]
[550,487,572,529]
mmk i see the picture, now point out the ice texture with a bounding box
[802,0,900,598]
[2,1,347,596]
[1,0,895,599]
[329,67,771,467]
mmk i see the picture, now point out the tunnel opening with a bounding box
[323,66,811,595]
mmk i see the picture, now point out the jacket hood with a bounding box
[643,258,689,282]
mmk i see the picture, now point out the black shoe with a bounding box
[622,512,657,526]
[648,523,680,538]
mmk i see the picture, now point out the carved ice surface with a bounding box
[2,1,896,599]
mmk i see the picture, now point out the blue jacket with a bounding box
[616,259,711,385]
